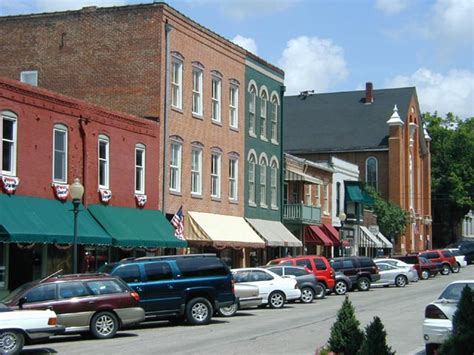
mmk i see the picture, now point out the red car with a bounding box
[418,250,460,275]
[267,255,335,297]
[394,255,441,280]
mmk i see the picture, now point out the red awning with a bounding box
[341,239,350,247]
[304,225,333,247]
[322,223,341,247]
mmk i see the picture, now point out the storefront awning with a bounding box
[285,168,322,185]
[376,231,393,248]
[186,211,265,249]
[359,226,383,248]
[88,204,186,248]
[304,225,333,247]
[345,182,374,205]
[322,223,341,247]
[0,194,112,245]
[246,218,302,247]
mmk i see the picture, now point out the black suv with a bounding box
[330,256,380,291]
[101,254,235,325]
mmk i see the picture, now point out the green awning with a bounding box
[345,182,374,205]
[0,194,112,245]
[88,204,187,248]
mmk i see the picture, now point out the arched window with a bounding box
[270,160,278,208]
[2,110,18,176]
[271,95,279,142]
[248,153,256,205]
[260,88,268,139]
[249,84,257,135]
[170,141,182,192]
[98,134,110,189]
[53,124,68,183]
[135,143,146,194]
[259,155,268,207]
[365,157,378,190]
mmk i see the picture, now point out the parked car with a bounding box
[266,255,335,297]
[446,241,474,264]
[330,272,352,296]
[2,273,144,339]
[395,255,440,280]
[423,280,474,354]
[216,284,261,317]
[102,254,235,326]
[232,268,301,308]
[373,262,414,287]
[264,265,323,303]
[374,258,419,282]
[0,303,64,354]
[419,249,459,275]
[446,248,468,269]
[418,257,443,278]
[330,256,380,291]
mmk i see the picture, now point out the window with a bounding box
[211,152,221,198]
[229,85,239,128]
[268,267,283,276]
[260,157,267,207]
[336,182,341,216]
[305,185,312,205]
[211,77,221,122]
[144,262,173,282]
[260,91,268,139]
[295,259,312,270]
[250,270,273,281]
[314,258,327,270]
[315,184,321,207]
[170,142,182,192]
[366,157,378,190]
[114,265,141,283]
[192,68,203,116]
[171,59,183,109]
[86,280,127,295]
[286,267,310,277]
[248,154,256,205]
[25,284,56,303]
[176,257,227,277]
[53,124,68,183]
[20,70,38,86]
[98,135,109,189]
[191,148,202,195]
[229,158,238,201]
[271,161,278,208]
[135,144,145,194]
[58,282,89,299]
[249,85,257,135]
[2,111,18,176]
[271,96,278,142]
[323,183,329,214]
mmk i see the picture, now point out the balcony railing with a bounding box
[283,203,321,225]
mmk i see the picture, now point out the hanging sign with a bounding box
[99,189,112,204]
[135,194,147,207]
[1,176,20,194]
[52,183,69,201]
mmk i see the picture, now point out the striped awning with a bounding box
[305,225,333,246]
[376,231,393,248]
[246,218,302,247]
[284,168,322,184]
[359,226,383,248]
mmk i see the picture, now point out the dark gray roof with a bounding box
[283,87,418,152]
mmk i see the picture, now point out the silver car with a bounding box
[217,284,262,317]
[373,262,413,287]
[375,258,419,282]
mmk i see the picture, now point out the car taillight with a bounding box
[130,291,140,302]
[48,317,57,326]
[373,266,379,274]
[425,304,448,319]
[231,279,236,294]
[330,268,334,278]
[294,282,299,289]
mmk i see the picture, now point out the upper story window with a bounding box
[365,157,378,190]
[171,58,183,109]
[135,144,145,194]
[249,84,257,136]
[323,183,329,214]
[1,111,17,176]
[248,153,256,205]
[211,151,221,198]
[259,155,268,207]
[211,76,222,123]
[192,67,203,116]
[170,141,182,193]
[98,135,110,189]
[271,94,279,143]
[229,84,239,129]
[305,185,312,205]
[20,70,38,86]
[53,124,68,183]
[260,89,268,139]
[315,184,321,207]
[270,160,278,208]
[229,157,238,201]
[191,147,202,195]
[336,182,341,216]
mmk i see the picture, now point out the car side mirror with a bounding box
[18,297,27,309]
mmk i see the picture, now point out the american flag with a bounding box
[171,206,185,240]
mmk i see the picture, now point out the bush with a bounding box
[358,316,395,355]
[328,296,363,355]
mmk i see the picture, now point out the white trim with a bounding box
[52,124,68,184]
[98,134,110,189]
[228,157,238,201]
[170,141,182,193]
[211,151,221,198]
[135,143,146,194]
[269,155,279,169]
[171,59,183,110]
[192,67,203,116]
[191,147,202,195]
[20,70,38,86]
[229,84,239,129]
[211,76,222,123]
[1,110,18,176]
[245,59,284,84]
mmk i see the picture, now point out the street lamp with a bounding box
[339,212,347,256]
[70,178,84,274]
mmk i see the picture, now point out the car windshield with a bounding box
[1,282,35,303]
[439,283,474,301]
[266,260,280,266]
[449,249,461,256]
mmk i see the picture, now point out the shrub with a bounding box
[328,296,363,355]
[358,316,395,355]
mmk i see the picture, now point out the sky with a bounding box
[1,0,473,118]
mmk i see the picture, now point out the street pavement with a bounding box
[22,265,473,355]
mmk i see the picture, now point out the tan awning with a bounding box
[246,218,302,247]
[185,211,265,249]
[284,168,322,184]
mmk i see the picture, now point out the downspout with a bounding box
[161,19,173,215]
[79,116,89,206]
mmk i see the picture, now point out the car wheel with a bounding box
[425,343,438,355]
[314,283,326,299]
[441,264,451,275]
[334,280,348,295]
[357,277,371,291]
[0,330,25,354]
[90,311,119,339]
[217,303,238,317]
[268,291,286,309]
[421,269,430,280]
[186,297,213,325]
[395,275,407,287]
[452,263,460,273]
[300,287,315,303]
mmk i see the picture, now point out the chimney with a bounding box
[365,82,373,104]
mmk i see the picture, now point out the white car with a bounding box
[0,303,64,354]
[231,267,301,309]
[217,283,262,317]
[373,262,414,287]
[446,248,468,269]
[374,258,419,282]
[423,280,474,355]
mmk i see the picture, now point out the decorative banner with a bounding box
[52,183,69,201]
[99,189,112,204]
[135,194,147,207]
[1,176,20,194]
[54,243,72,250]
[16,243,35,250]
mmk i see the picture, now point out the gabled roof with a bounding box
[283,87,418,153]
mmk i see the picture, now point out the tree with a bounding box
[328,296,364,355]
[438,285,474,355]
[358,316,395,355]
[424,113,474,245]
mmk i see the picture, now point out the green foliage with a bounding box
[358,316,395,355]
[438,285,474,355]
[328,296,364,355]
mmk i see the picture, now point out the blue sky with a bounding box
[1,0,473,118]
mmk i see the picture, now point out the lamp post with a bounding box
[70,178,84,274]
[339,212,347,256]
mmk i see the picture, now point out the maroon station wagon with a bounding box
[2,273,145,339]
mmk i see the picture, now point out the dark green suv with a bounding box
[101,254,235,325]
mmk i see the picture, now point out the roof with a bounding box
[283,87,418,152]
